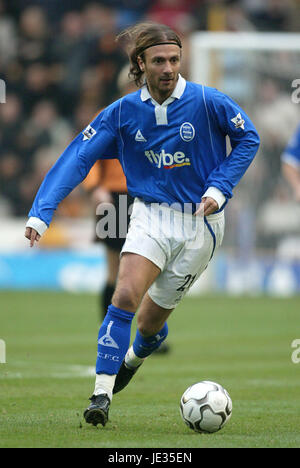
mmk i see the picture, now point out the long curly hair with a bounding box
[116,22,182,88]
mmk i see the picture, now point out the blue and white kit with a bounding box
[281,123,300,169]
[27,75,260,307]
[28,75,260,228]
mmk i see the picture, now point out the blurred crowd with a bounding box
[1,0,300,251]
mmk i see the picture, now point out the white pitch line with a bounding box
[0,364,95,379]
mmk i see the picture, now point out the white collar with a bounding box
[140,74,186,104]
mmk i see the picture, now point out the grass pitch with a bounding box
[0,291,299,448]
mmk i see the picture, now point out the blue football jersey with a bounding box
[282,124,300,168]
[29,75,260,226]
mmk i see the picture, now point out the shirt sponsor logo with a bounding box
[144,149,191,169]
[180,122,195,142]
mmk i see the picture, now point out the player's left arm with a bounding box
[204,89,260,203]
[25,107,119,246]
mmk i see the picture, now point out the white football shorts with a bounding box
[121,198,225,309]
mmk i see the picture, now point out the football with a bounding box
[180,380,232,433]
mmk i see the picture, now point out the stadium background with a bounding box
[1,0,300,294]
[1,0,300,450]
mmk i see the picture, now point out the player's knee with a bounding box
[112,286,140,313]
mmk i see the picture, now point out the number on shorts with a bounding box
[176,274,197,292]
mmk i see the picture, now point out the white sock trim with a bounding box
[94,373,116,401]
[125,346,145,369]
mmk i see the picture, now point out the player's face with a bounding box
[138,44,182,103]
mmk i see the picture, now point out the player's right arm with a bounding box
[24,106,119,247]
[282,162,300,202]
[281,124,300,202]
[204,88,260,202]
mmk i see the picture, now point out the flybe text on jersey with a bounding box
[144,149,191,170]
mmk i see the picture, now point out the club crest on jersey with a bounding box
[82,124,97,141]
[180,122,195,142]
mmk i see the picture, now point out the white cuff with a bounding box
[202,187,226,209]
[26,217,48,236]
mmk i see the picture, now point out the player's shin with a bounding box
[94,304,134,400]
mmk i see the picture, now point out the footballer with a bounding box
[281,123,300,202]
[25,22,260,427]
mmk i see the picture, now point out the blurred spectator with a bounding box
[242,0,294,31]
[50,10,91,114]
[225,1,255,31]
[255,78,300,147]
[27,100,73,153]
[78,67,105,110]
[3,0,87,23]
[18,6,51,66]
[17,146,58,217]
[253,79,300,199]
[97,0,152,29]
[147,0,197,34]
[82,3,118,36]
[73,101,100,134]
[17,99,73,174]
[257,182,300,248]
[0,151,24,216]
[86,31,128,105]
[0,0,18,66]
[0,93,23,154]
[22,62,59,115]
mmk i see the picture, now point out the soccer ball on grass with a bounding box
[180,380,232,433]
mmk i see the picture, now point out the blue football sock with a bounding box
[132,322,168,359]
[96,304,134,375]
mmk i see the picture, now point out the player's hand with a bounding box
[194,197,218,217]
[25,227,41,247]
